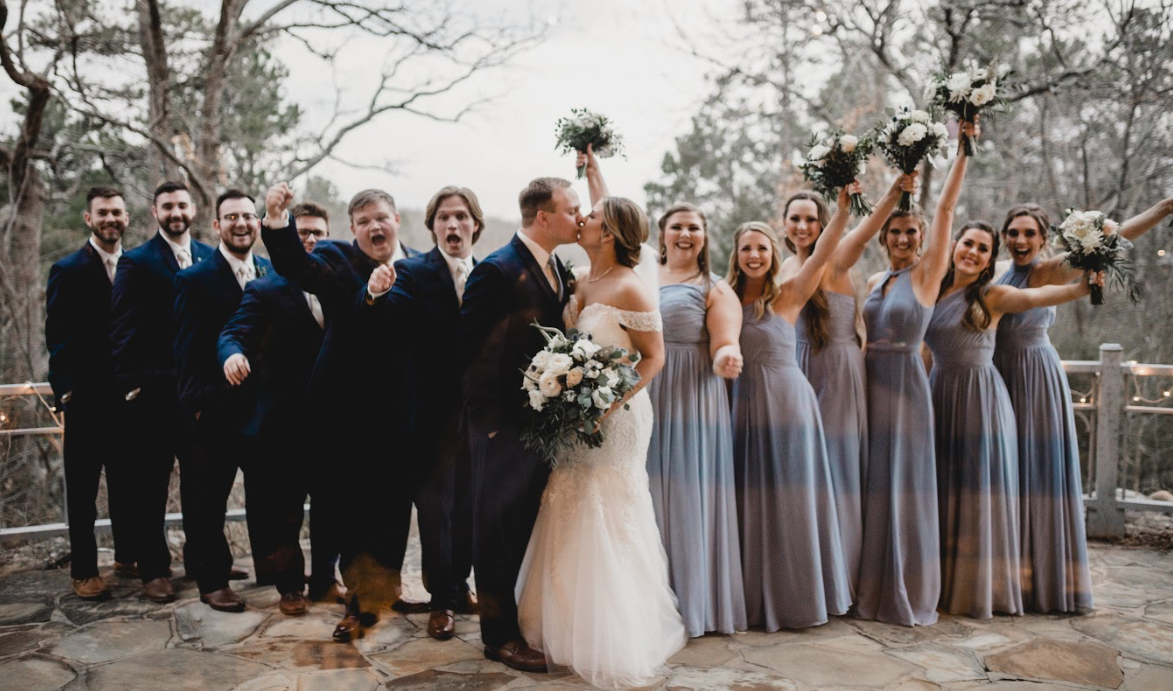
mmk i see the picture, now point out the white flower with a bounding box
[546,353,573,377]
[566,368,584,387]
[839,135,858,153]
[932,122,949,139]
[529,350,550,373]
[807,144,831,161]
[522,375,538,392]
[1061,211,1107,253]
[997,63,1012,77]
[600,367,619,388]
[563,391,576,402]
[910,109,931,123]
[528,390,545,411]
[539,370,562,398]
[969,83,997,107]
[946,72,972,101]
[897,123,928,147]
[592,386,614,410]
[549,333,571,349]
[571,339,601,361]
[857,161,867,176]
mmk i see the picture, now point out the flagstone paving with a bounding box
[1,541,1171,690]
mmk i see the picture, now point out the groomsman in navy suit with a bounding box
[459,177,580,671]
[261,183,420,640]
[363,186,483,640]
[109,180,220,603]
[46,186,135,600]
[173,189,272,612]
[218,201,343,614]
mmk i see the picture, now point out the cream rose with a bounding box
[539,370,562,398]
[839,135,858,153]
[566,367,584,387]
[546,353,574,377]
[969,83,997,106]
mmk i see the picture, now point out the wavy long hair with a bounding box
[782,192,836,351]
[939,221,1001,331]
[657,203,712,286]
[726,221,783,321]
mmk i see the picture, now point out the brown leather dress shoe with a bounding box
[279,591,309,616]
[390,597,430,614]
[143,577,176,603]
[112,561,139,579]
[71,576,110,600]
[484,639,548,672]
[332,614,365,642]
[427,610,456,640]
[453,590,479,615]
[200,587,246,613]
[226,566,249,580]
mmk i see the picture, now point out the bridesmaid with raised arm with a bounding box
[993,197,1172,613]
[579,147,747,637]
[854,121,978,627]
[928,220,1100,619]
[778,172,917,599]
[728,185,854,631]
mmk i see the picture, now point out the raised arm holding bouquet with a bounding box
[929,61,1010,156]
[874,107,949,211]
[554,108,625,179]
[1053,209,1140,305]
[800,129,874,216]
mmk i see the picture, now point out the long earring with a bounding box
[660,244,667,264]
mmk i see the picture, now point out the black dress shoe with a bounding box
[427,610,456,640]
[484,639,548,672]
[227,566,249,580]
[200,587,246,613]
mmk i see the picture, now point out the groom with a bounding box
[459,177,581,671]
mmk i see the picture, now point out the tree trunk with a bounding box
[0,171,46,383]
[135,0,181,241]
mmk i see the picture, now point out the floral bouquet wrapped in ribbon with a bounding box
[1054,209,1140,306]
[928,61,1011,156]
[874,106,949,211]
[555,108,625,179]
[799,129,873,216]
[520,322,641,466]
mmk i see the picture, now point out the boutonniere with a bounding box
[256,262,269,278]
[563,259,578,293]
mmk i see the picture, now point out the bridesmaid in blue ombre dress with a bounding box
[646,204,748,637]
[993,199,1172,613]
[781,174,916,599]
[855,123,977,627]
[727,189,852,630]
[927,221,1095,619]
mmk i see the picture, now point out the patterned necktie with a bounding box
[175,247,192,270]
[546,256,563,299]
[305,292,324,328]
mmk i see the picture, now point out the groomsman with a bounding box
[363,186,482,640]
[46,186,135,600]
[173,189,272,612]
[109,180,223,603]
[261,183,420,641]
[218,201,344,613]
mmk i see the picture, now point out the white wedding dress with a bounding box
[516,298,687,689]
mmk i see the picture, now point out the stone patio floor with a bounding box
[1,539,1171,691]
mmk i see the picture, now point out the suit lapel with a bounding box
[511,235,559,304]
[213,251,244,300]
[425,247,460,309]
[154,234,181,273]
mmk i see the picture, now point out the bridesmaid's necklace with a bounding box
[587,266,615,283]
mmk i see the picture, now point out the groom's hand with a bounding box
[223,353,251,386]
[264,182,295,227]
[366,264,396,300]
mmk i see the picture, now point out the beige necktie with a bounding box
[175,247,192,270]
[105,257,118,284]
[546,256,563,299]
[236,263,255,290]
[454,261,468,305]
[305,292,324,328]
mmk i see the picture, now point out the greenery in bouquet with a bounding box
[799,129,874,216]
[1054,209,1140,306]
[927,60,1012,156]
[520,322,641,466]
[554,108,625,179]
[873,106,949,211]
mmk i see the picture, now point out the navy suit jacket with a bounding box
[110,233,214,398]
[46,242,119,410]
[359,246,472,440]
[218,272,324,438]
[459,234,571,435]
[262,215,419,407]
[173,250,272,424]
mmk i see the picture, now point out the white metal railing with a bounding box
[2,343,1171,542]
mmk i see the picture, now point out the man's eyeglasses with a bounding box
[220,213,259,223]
[297,229,327,239]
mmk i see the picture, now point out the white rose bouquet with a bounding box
[798,129,874,216]
[1054,209,1139,306]
[927,61,1012,156]
[873,106,949,211]
[554,108,625,179]
[520,322,641,466]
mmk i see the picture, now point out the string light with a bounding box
[816,10,827,21]
[1159,249,1167,257]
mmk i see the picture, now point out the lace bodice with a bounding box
[564,297,663,354]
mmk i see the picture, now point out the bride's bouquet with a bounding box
[873,106,949,211]
[520,322,641,466]
[927,60,1011,156]
[1054,209,1140,306]
[554,108,625,179]
[799,129,874,216]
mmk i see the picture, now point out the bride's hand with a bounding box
[576,143,600,177]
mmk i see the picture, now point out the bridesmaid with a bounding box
[581,147,748,637]
[994,198,1173,614]
[854,122,977,627]
[779,172,917,599]
[927,220,1098,619]
[727,186,853,630]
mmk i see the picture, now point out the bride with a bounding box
[515,180,687,688]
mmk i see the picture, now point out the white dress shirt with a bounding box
[89,237,123,284]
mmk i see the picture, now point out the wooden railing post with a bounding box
[1086,343,1126,539]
